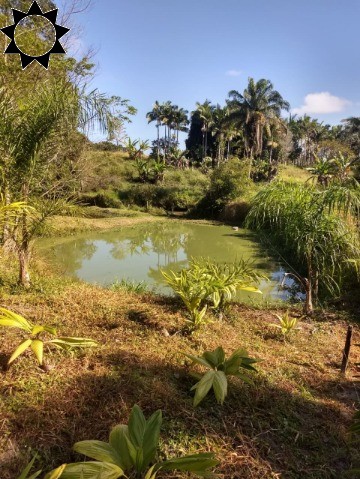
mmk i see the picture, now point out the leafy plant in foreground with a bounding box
[60,404,218,478]
[0,308,97,368]
[184,346,259,406]
[17,456,66,479]
[162,258,262,328]
[270,311,301,340]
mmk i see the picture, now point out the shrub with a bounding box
[60,404,218,478]
[270,311,301,340]
[184,346,259,406]
[80,190,123,209]
[162,258,262,328]
[0,308,97,369]
[194,158,252,217]
[120,169,209,212]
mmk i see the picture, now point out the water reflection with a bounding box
[38,222,288,303]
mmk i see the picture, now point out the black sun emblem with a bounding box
[0,1,70,69]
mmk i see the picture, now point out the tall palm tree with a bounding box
[288,115,328,166]
[196,100,214,159]
[172,107,189,142]
[147,101,162,159]
[227,78,290,159]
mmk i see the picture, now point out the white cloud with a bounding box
[293,92,351,115]
[226,69,242,77]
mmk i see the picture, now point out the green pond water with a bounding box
[38,221,290,303]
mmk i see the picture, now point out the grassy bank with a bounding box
[46,209,164,237]
[0,262,359,478]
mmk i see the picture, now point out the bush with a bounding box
[79,190,123,209]
[119,168,209,211]
[193,158,252,217]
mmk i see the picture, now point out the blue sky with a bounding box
[68,0,360,144]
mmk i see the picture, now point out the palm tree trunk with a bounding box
[1,181,11,245]
[18,183,31,288]
[18,247,31,288]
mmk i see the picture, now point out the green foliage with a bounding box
[126,138,150,162]
[0,308,97,367]
[184,346,259,406]
[16,457,66,479]
[110,279,149,294]
[270,311,301,339]
[162,258,261,328]
[61,404,218,478]
[246,181,360,312]
[80,191,124,209]
[195,158,251,217]
[120,168,209,212]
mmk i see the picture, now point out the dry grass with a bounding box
[0,275,359,478]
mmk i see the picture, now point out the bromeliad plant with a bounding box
[162,258,262,328]
[184,346,259,406]
[60,404,218,479]
[0,308,97,368]
[270,311,301,340]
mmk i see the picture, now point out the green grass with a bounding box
[278,164,312,183]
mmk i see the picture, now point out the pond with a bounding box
[38,221,291,304]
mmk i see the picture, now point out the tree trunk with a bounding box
[18,248,31,289]
[304,278,313,315]
[304,253,314,315]
[1,183,11,245]
[205,128,208,158]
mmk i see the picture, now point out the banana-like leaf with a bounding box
[44,464,67,479]
[142,410,162,470]
[60,462,124,479]
[49,337,98,350]
[183,353,213,369]
[160,453,218,477]
[128,404,146,449]
[192,370,216,407]
[9,339,32,364]
[73,440,117,464]
[0,308,33,332]
[31,340,44,365]
[232,372,254,385]
[17,456,42,479]
[203,347,225,368]
[109,425,133,470]
[212,371,227,405]
[144,464,157,479]
[238,286,262,294]
[32,325,57,336]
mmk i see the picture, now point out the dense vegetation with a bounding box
[0,2,359,478]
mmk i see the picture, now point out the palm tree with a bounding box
[196,100,214,160]
[172,106,189,143]
[146,101,162,159]
[288,115,328,166]
[227,78,290,160]
[211,105,229,165]
[0,81,126,286]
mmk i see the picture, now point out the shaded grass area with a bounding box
[0,273,359,478]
